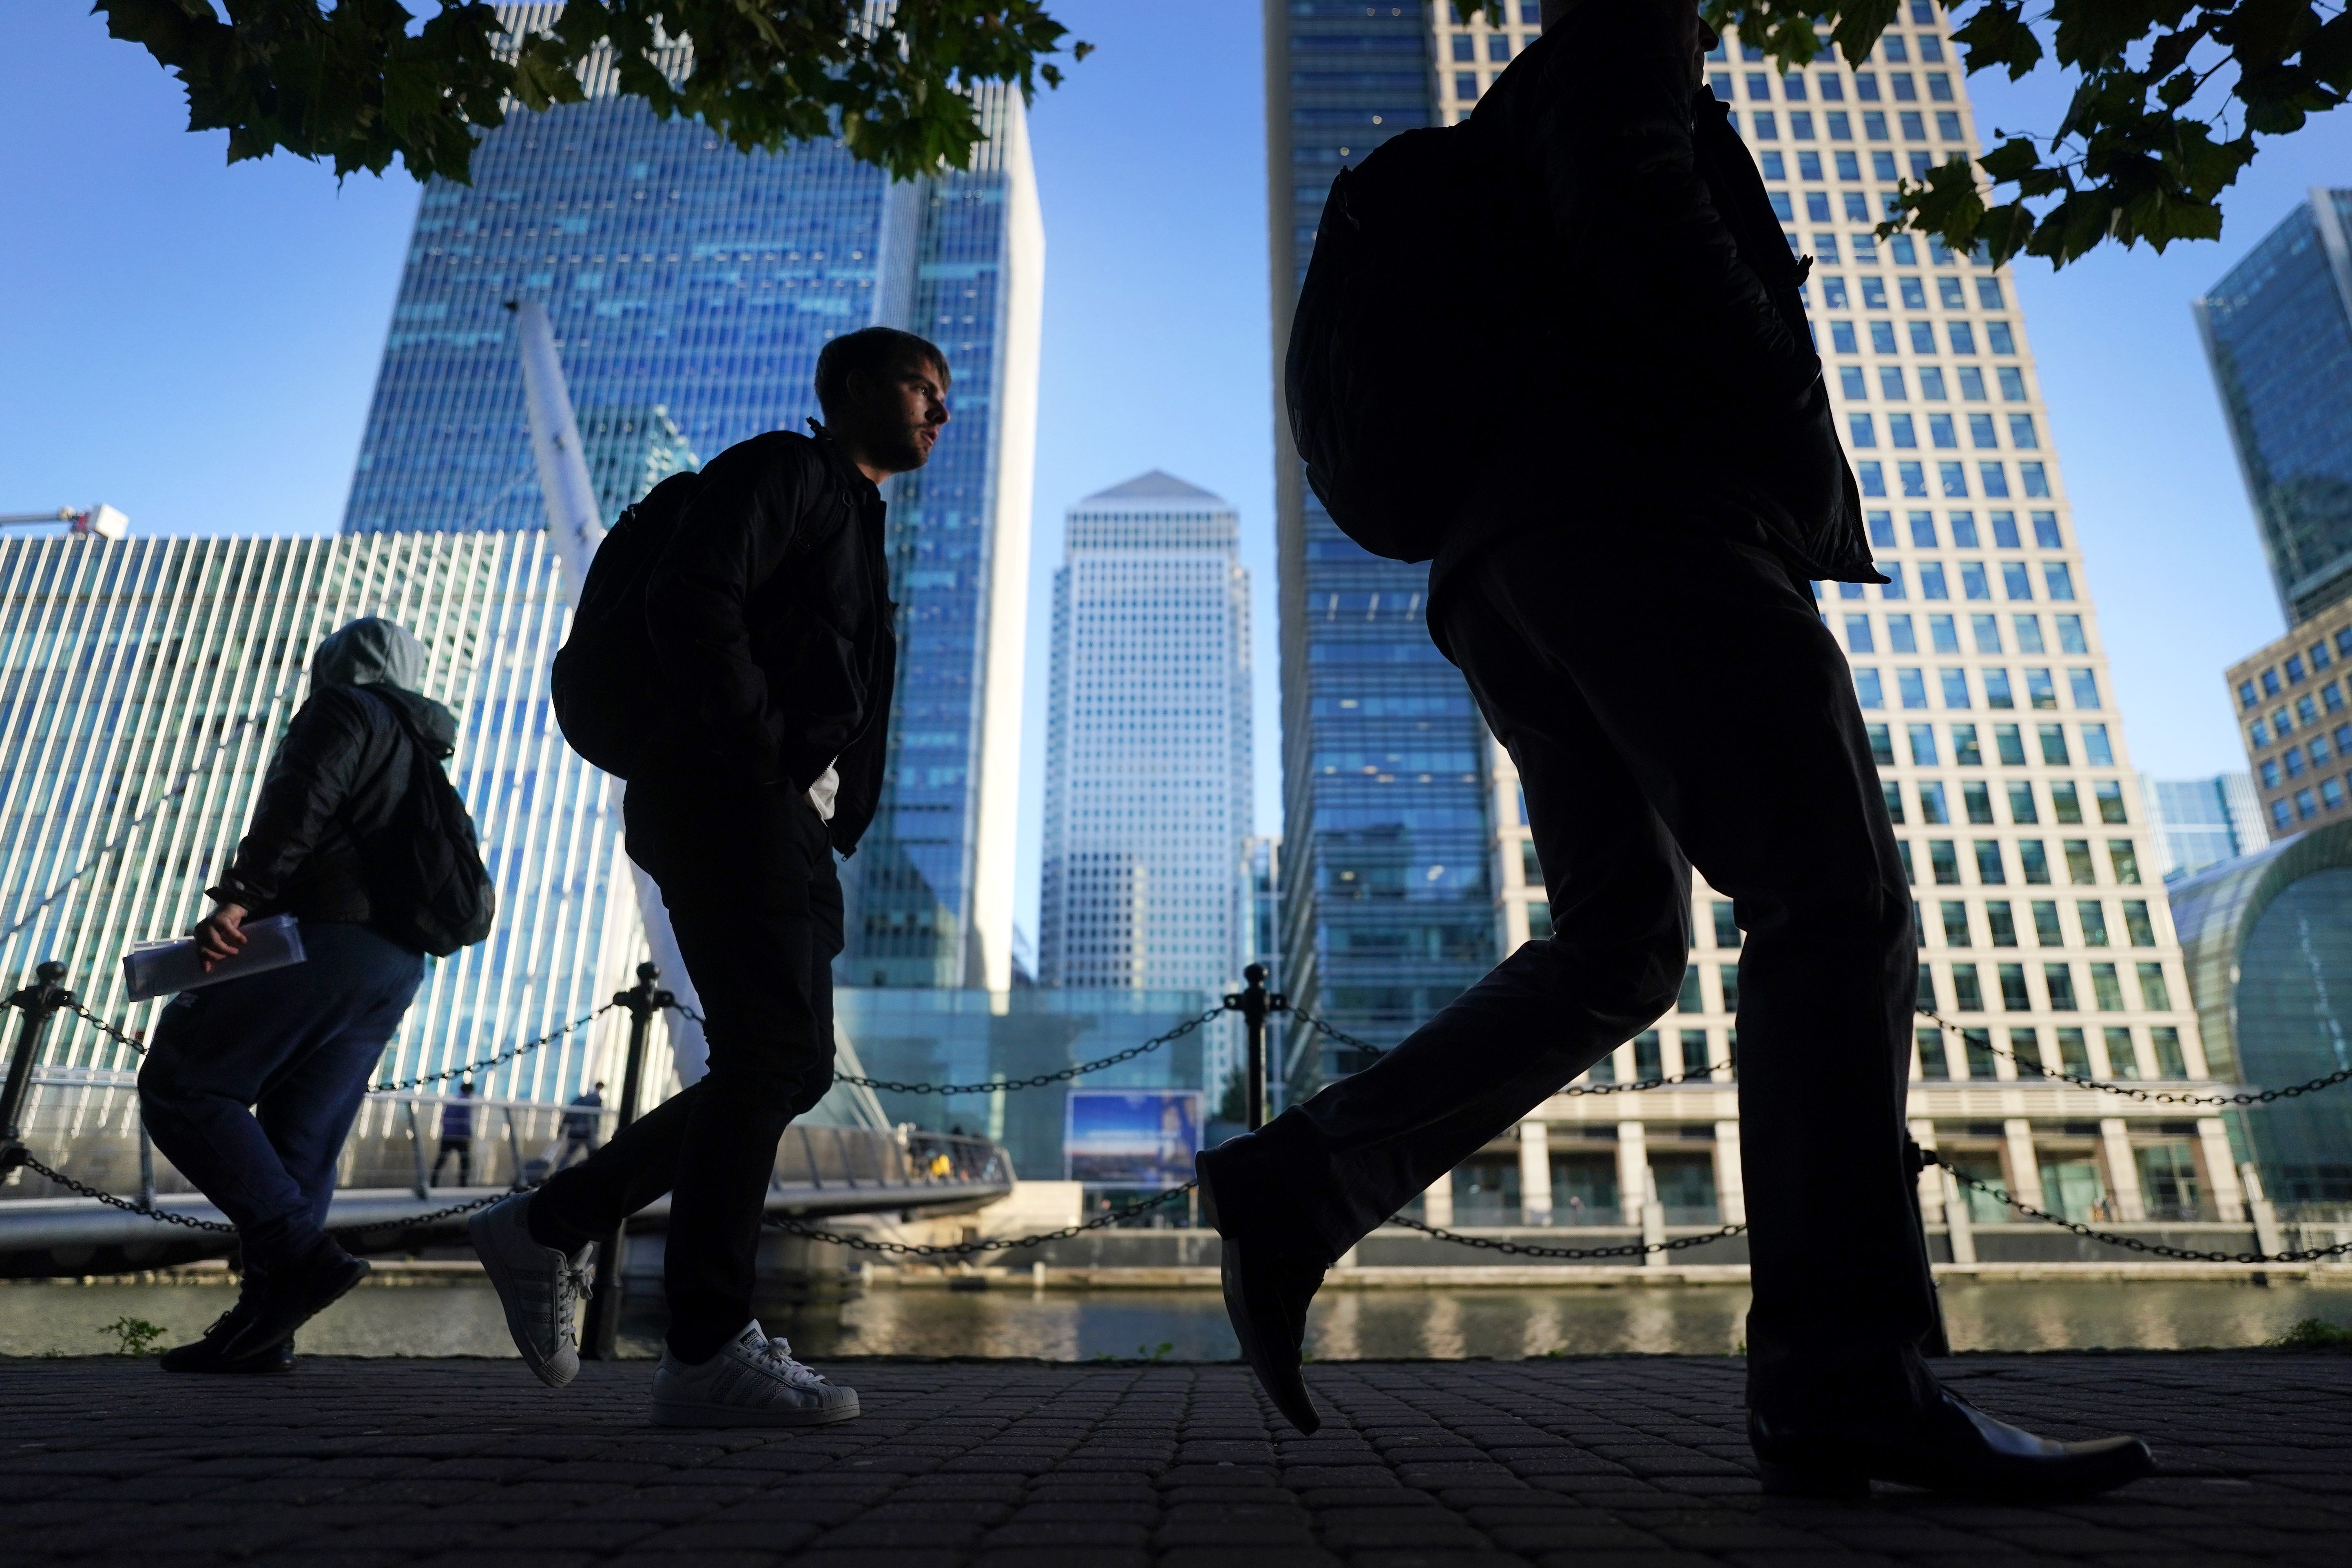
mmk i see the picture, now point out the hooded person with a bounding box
[138,617,462,1373]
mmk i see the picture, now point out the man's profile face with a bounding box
[847,358,950,474]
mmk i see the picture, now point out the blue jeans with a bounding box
[139,922,425,1267]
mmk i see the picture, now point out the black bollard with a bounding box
[1222,964,1286,1131]
[581,962,672,1360]
[0,962,73,1172]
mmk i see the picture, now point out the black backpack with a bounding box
[1284,118,1549,564]
[550,470,703,779]
[363,692,495,958]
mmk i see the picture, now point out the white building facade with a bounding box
[1039,473,1253,1004]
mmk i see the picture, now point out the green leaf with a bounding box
[1951,0,2045,80]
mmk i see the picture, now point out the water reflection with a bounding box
[4,1278,2348,1361]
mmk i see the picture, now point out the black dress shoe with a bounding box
[160,1302,296,1374]
[1750,1389,2155,1499]
[221,1243,370,1359]
[1196,1144,1328,1435]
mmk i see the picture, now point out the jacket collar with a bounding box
[806,418,885,505]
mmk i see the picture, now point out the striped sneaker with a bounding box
[469,1190,593,1388]
[651,1321,861,1428]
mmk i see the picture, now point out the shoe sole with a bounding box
[1757,1440,2155,1500]
[1198,1150,1321,1435]
[470,1202,582,1389]
[159,1346,296,1376]
[650,1397,861,1429]
[221,1257,369,1360]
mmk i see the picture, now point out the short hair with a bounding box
[814,327,948,419]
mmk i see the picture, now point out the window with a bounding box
[2050,780,2082,823]
[1920,563,1949,598]
[1899,840,1917,882]
[1841,365,1869,398]
[2077,900,2109,946]
[2262,759,2283,790]
[2313,731,2335,766]
[2033,512,2063,548]
[1999,964,2031,1012]
[1960,562,1990,599]
[1916,1026,1949,1079]
[2288,653,2308,683]
[1770,190,1796,221]
[2064,839,2096,884]
[2007,781,2038,822]
[2314,639,2335,672]
[2152,1027,2188,1079]
[2109,840,2143,885]
[2239,681,2260,708]
[1929,614,1960,653]
[1899,668,1929,708]
[1995,723,2027,765]
[1969,611,2003,651]
[2031,901,2063,944]
[2025,668,2057,709]
[2299,787,2319,818]
[2082,724,2114,766]
[2055,614,2087,654]
[1964,781,1994,824]
[1883,781,1906,822]
[1986,902,2019,947]
[1952,963,1985,1011]
[1845,614,1876,652]
[1801,149,1825,179]
[1719,964,1742,1013]
[1929,840,1961,884]
[1850,413,1879,447]
[1867,723,1895,765]
[1455,72,1479,98]
[1909,723,1939,764]
[1940,668,1971,707]
[1886,612,1917,650]
[1941,901,1971,946]
[2090,963,2125,1011]
[1489,33,1513,60]
[1929,415,1958,449]
[1452,34,1475,60]
[1909,321,1938,354]
[1951,723,1982,764]
[1987,321,2017,354]
[1678,964,1704,1013]
[1948,321,1977,354]
[1712,901,1741,948]
[2262,667,2283,698]
[1870,319,1898,353]
[1984,669,2014,708]
[2039,723,2071,765]
[2300,694,2321,726]
[1974,840,2007,883]
[1967,413,1998,448]
[2069,669,2102,709]
[2056,1026,2091,1072]
[2327,685,2345,712]
[2273,798,2294,829]
[2022,462,2051,497]
[2323,776,2346,810]
[2001,562,2034,600]
[1919,781,1951,823]
[2094,781,2127,824]
[2011,1027,2046,1075]
[1958,366,1987,400]
[1979,462,2010,497]
[2122,901,2156,947]
[2045,965,2080,1011]
[1854,669,1885,707]
[1831,320,1859,353]
[1900,111,1927,139]
[1938,462,1968,496]
[2105,1026,2140,1078]
[1881,563,1907,598]
[1890,414,1918,448]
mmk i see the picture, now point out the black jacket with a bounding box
[1432,0,1876,595]
[642,425,896,855]
[210,684,460,937]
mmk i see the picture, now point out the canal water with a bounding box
[6,1277,2350,1360]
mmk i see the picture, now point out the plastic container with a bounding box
[122,914,308,1002]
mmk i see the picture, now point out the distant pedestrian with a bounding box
[553,1082,605,1170]
[431,1077,477,1188]
[140,617,492,1374]
[473,326,946,1426]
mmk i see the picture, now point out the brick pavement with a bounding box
[2,1353,2348,1566]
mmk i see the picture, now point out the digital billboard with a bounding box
[1064,1090,1203,1187]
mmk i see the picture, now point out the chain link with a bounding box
[1384,1212,1748,1258]
[370,1003,621,1093]
[66,1002,147,1058]
[766,1181,1198,1257]
[12,1151,515,1237]
[1915,1007,2352,1106]
[1927,1153,2352,1265]
[815,1004,1225,1097]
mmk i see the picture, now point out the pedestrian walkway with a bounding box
[3,1353,2346,1564]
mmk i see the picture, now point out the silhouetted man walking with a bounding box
[471,327,947,1427]
[1202,0,2153,1500]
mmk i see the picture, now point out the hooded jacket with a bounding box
[209,618,461,940]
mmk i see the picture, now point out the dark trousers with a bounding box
[1255,518,1938,1420]
[431,1138,473,1188]
[139,922,426,1269]
[536,774,840,1362]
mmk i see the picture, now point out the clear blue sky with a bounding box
[5,2,2348,938]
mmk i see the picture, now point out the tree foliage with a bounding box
[95,0,1089,184]
[1699,0,2352,265]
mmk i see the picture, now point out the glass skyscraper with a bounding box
[1266,2,1499,1100]
[1267,3,2235,1237]
[344,71,1042,989]
[2195,189,2352,626]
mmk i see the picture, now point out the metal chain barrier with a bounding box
[766,1180,1197,1257]
[66,1001,148,1058]
[15,1150,518,1238]
[1914,1006,2352,1106]
[370,1002,622,1093]
[1384,1212,1747,1258]
[1289,1007,1738,1095]
[1925,1150,2352,1265]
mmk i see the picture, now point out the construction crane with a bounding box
[0,505,128,540]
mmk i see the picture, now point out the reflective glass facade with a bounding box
[1268,0,1496,1100]
[344,79,1041,989]
[2196,189,2352,624]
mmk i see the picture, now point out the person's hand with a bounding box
[194,904,249,969]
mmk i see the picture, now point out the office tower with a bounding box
[2141,772,2263,880]
[1265,0,1501,1098]
[1038,473,1252,995]
[342,51,1042,989]
[0,533,637,1095]
[2225,611,2352,839]
[2196,190,2352,625]
[1268,2,2237,1235]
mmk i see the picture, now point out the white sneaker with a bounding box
[468,1191,594,1389]
[651,1320,861,1428]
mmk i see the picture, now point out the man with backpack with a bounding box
[1217,0,2154,1499]
[471,326,945,1427]
[141,616,493,1373]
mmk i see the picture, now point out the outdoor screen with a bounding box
[1064,1090,1203,1186]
